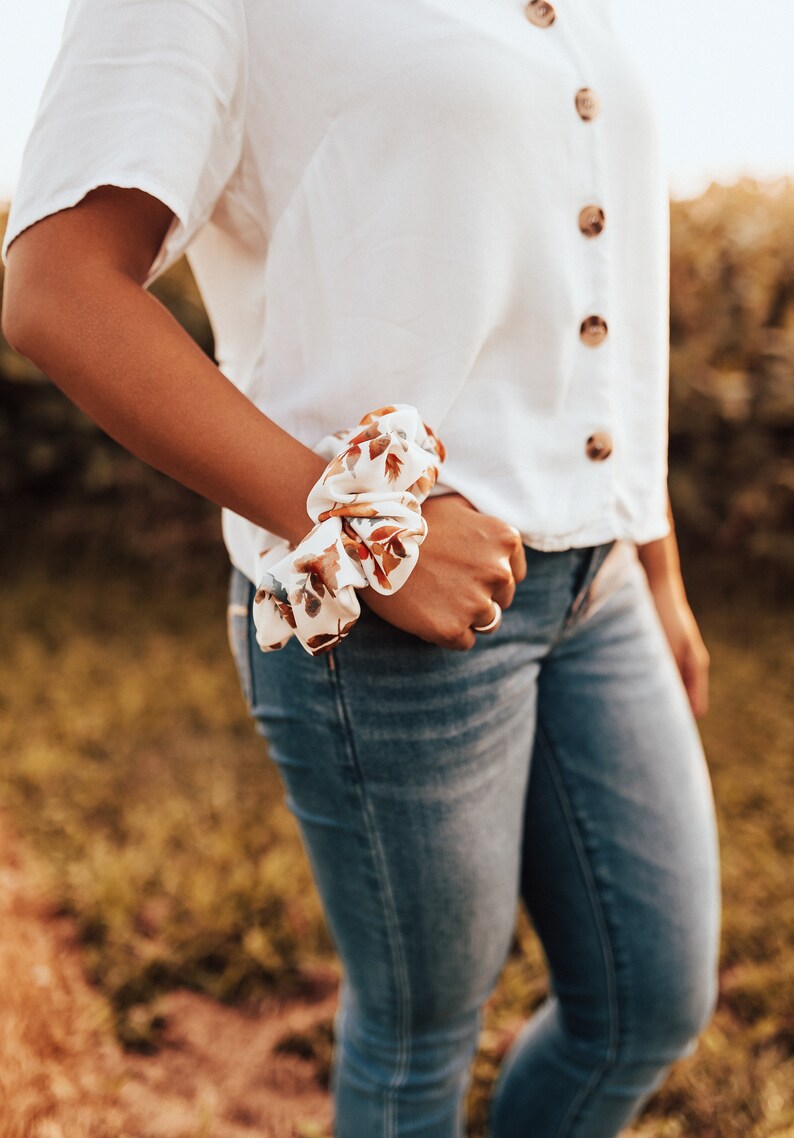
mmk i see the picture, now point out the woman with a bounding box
[2,0,721,1134]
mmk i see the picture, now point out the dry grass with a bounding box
[0,817,126,1138]
[0,549,791,1136]
[0,807,337,1138]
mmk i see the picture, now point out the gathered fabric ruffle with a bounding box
[252,405,446,656]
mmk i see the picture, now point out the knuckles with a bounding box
[491,565,514,589]
[432,618,478,651]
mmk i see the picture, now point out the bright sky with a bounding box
[1,0,792,205]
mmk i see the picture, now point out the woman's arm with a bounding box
[636,491,711,719]
[2,185,327,549]
[2,185,525,650]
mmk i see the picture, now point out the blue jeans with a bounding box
[226,538,721,1138]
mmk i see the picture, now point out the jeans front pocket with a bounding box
[226,564,256,710]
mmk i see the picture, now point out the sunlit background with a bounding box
[1,0,793,201]
[0,4,792,1137]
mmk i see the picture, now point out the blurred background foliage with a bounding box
[0,181,792,1137]
[2,176,794,592]
[667,178,794,589]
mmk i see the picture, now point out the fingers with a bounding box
[489,525,526,608]
[507,527,527,583]
[490,553,516,611]
[377,499,528,651]
[489,525,526,609]
[457,524,524,642]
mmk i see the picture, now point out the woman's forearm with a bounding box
[5,265,327,548]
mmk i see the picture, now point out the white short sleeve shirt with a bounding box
[3,0,673,586]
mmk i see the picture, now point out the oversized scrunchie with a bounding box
[252,404,446,656]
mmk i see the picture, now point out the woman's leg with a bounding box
[226,560,553,1138]
[489,541,722,1137]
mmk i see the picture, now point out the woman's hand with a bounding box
[635,495,710,719]
[648,576,711,720]
[360,493,527,651]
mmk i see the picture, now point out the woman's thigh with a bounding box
[227,563,544,1028]
[521,541,722,1056]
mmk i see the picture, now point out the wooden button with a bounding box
[578,205,605,237]
[585,432,613,461]
[524,0,556,28]
[575,88,600,121]
[580,315,608,346]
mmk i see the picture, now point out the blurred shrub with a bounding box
[0,219,213,498]
[0,212,224,576]
[668,177,794,589]
[1,178,793,587]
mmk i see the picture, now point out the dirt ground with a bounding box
[0,810,336,1138]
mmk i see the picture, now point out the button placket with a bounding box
[521,1,615,472]
[563,25,613,467]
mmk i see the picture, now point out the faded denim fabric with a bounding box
[226,538,721,1138]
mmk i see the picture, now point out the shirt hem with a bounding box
[522,516,671,552]
[222,512,673,586]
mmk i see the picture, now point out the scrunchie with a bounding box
[252,404,446,656]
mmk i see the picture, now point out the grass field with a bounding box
[0,533,791,1137]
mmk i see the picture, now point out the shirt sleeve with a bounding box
[1,0,247,288]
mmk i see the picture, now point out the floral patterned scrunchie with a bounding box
[252,404,446,656]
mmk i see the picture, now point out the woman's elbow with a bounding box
[2,217,97,368]
[2,235,56,361]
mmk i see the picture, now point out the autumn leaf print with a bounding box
[369,524,400,542]
[361,405,397,425]
[368,434,390,461]
[410,470,437,498]
[274,599,297,629]
[423,423,446,462]
[341,522,369,566]
[306,632,338,654]
[368,523,409,579]
[345,443,362,472]
[370,558,392,590]
[381,541,407,577]
[289,588,322,618]
[348,422,381,448]
[384,453,403,483]
[255,573,289,606]
[322,452,347,482]
[294,543,342,597]
[317,503,379,522]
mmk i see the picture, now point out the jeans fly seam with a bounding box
[242,574,260,713]
[560,542,617,638]
[227,567,256,710]
[328,654,412,1138]
[533,721,621,1138]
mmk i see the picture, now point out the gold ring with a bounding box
[472,600,502,634]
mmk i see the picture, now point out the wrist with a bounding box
[647,571,688,605]
[253,404,446,655]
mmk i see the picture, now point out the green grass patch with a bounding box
[0,553,791,1134]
